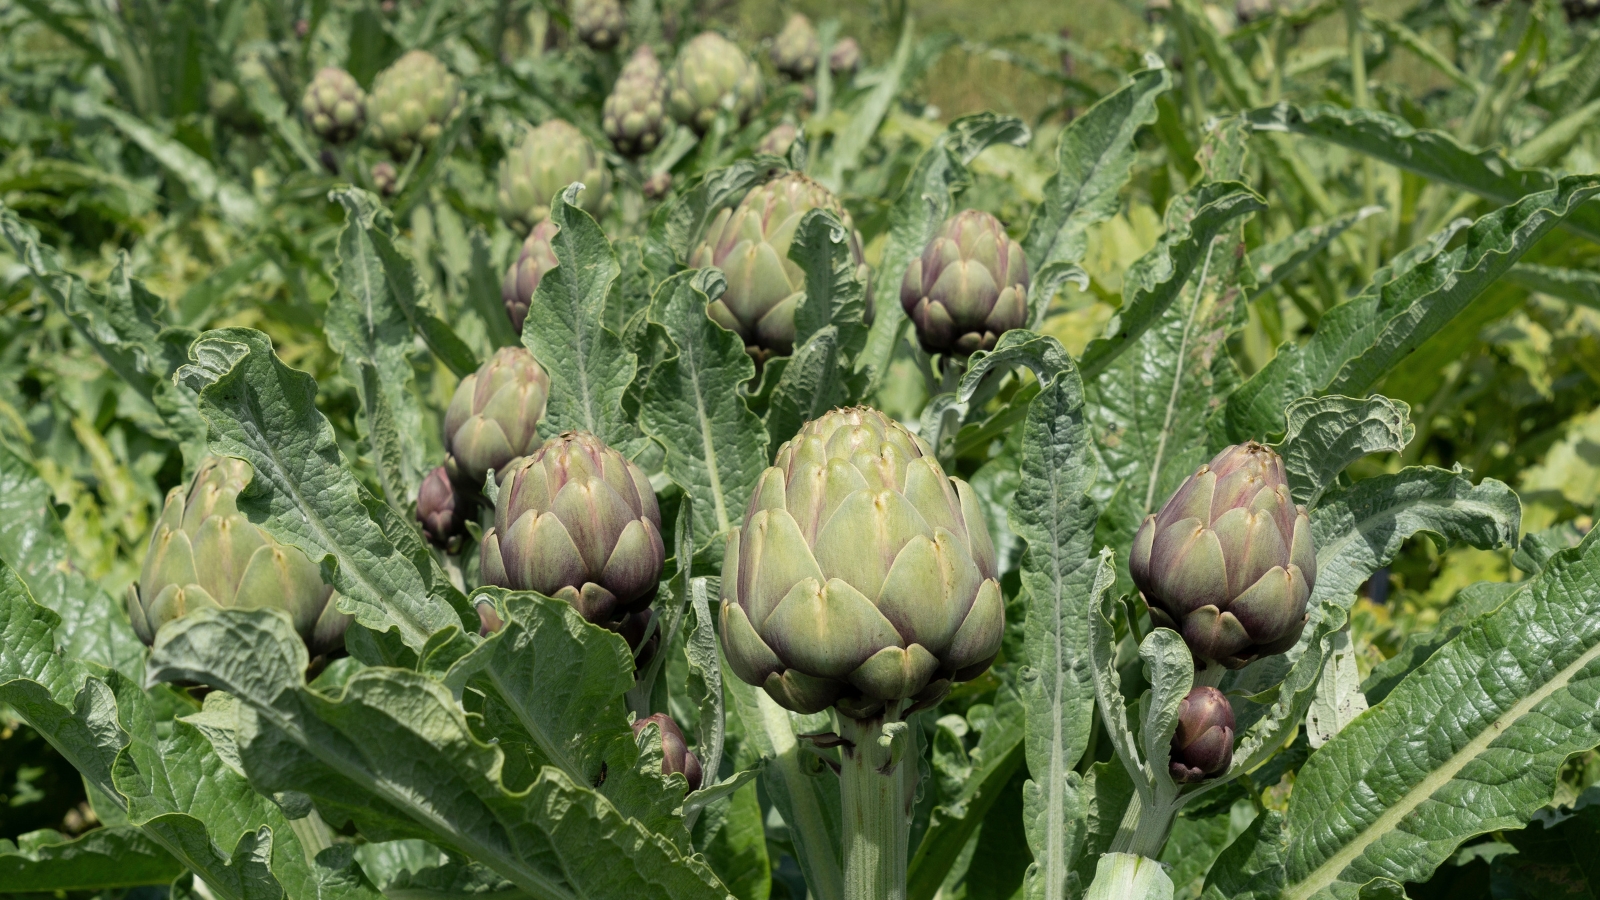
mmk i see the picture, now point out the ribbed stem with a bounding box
[839,711,911,900]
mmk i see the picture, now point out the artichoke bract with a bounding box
[366,50,460,158]
[301,66,366,144]
[603,46,669,157]
[720,407,1003,718]
[501,219,560,334]
[480,431,666,625]
[443,347,551,488]
[829,37,862,75]
[901,209,1030,356]
[689,173,867,363]
[771,13,820,79]
[497,119,612,231]
[1130,442,1315,669]
[632,713,703,791]
[757,122,798,157]
[130,457,350,657]
[417,466,468,549]
[570,0,624,50]
[667,32,763,134]
[1169,686,1234,782]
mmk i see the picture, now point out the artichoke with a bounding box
[632,713,703,791]
[571,0,625,50]
[366,50,460,158]
[371,161,398,196]
[719,407,1003,718]
[497,119,613,231]
[771,13,820,79]
[667,32,764,134]
[1169,686,1234,782]
[689,173,868,363]
[757,122,798,158]
[417,466,469,549]
[443,347,551,488]
[480,431,666,625]
[1130,442,1315,669]
[301,66,366,144]
[643,171,672,199]
[129,457,349,657]
[829,37,862,75]
[501,219,561,334]
[603,46,669,157]
[900,209,1030,356]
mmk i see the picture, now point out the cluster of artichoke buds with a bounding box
[442,347,551,489]
[130,457,350,658]
[901,209,1030,357]
[1170,686,1234,782]
[632,713,703,791]
[719,407,1004,718]
[497,119,612,231]
[1131,442,1315,669]
[365,50,460,158]
[502,219,561,334]
[603,46,669,157]
[301,67,366,144]
[771,13,820,79]
[570,0,624,50]
[480,431,666,627]
[667,32,764,134]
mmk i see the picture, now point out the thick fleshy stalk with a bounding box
[839,709,913,900]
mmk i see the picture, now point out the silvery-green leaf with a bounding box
[788,208,868,361]
[1503,263,1600,313]
[1303,628,1368,749]
[1247,207,1384,302]
[1138,628,1194,796]
[1273,395,1414,509]
[0,825,183,890]
[767,327,847,453]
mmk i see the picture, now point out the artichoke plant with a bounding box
[632,713,703,791]
[570,0,624,50]
[771,13,819,79]
[501,219,561,334]
[1130,442,1315,668]
[443,347,551,488]
[365,50,460,158]
[667,32,763,134]
[300,66,365,144]
[689,174,868,363]
[480,431,666,625]
[129,457,349,657]
[900,209,1031,356]
[417,466,467,549]
[829,37,862,75]
[498,119,612,230]
[1169,686,1235,782]
[719,407,1003,717]
[602,46,669,157]
[757,122,798,157]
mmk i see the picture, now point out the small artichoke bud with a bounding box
[771,13,820,79]
[1170,686,1235,782]
[901,209,1030,356]
[642,171,673,199]
[443,347,551,488]
[371,161,398,196]
[720,407,1003,718]
[757,122,798,158]
[667,32,764,134]
[130,457,350,657]
[603,46,669,157]
[498,119,613,231]
[417,466,470,549]
[301,66,366,145]
[365,50,460,158]
[631,713,703,791]
[501,219,561,334]
[829,38,862,75]
[480,432,666,625]
[571,0,625,50]
[1130,443,1315,669]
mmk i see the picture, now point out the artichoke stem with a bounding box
[1193,659,1226,689]
[838,708,912,900]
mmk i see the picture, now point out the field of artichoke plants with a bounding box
[4,0,1600,896]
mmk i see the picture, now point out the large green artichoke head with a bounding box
[689,174,866,363]
[666,32,763,134]
[480,431,666,625]
[501,219,560,334]
[365,50,460,158]
[571,0,625,50]
[603,46,668,157]
[443,347,550,487]
[771,13,819,79]
[1130,442,1315,669]
[130,457,349,657]
[301,66,366,145]
[720,407,1004,718]
[901,209,1030,356]
[497,119,612,231]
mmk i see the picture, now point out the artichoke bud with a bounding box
[365,50,460,158]
[771,13,820,79]
[417,466,471,549]
[1130,442,1315,669]
[901,209,1030,357]
[719,407,1004,718]
[501,219,561,334]
[667,32,764,134]
[829,38,862,75]
[570,0,625,50]
[603,46,669,157]
[757,122,799,158]
[632,713,703,792]
[301,66,366,145]
[497,119,612,232]
[479,431,666,626]
[642,171,672,199]
[371,161,398,196]
[129,457,350,657]
[443,347,551,488]
[1170,686,1235,782]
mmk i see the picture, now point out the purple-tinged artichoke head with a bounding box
[666,32,764,134]
[365,50,460,158]
[900,209,1030,357]
[443,347,550,487]
[497,119,612,231]
[301,67,366,144]
[719,407,1003,718]
[480,431,666,625]
[1170,686,1235,782]
[632,713,703,791]
[603,46,668,157]
[1130,442,1315,669]
[501,219,561,334]
[371,161,398,196]
[129,457,350,657]
[571,0,625,50]
[417,466,469,549]
[829,37,862,75]
[771,13,820,79]
[642,171,672,199]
